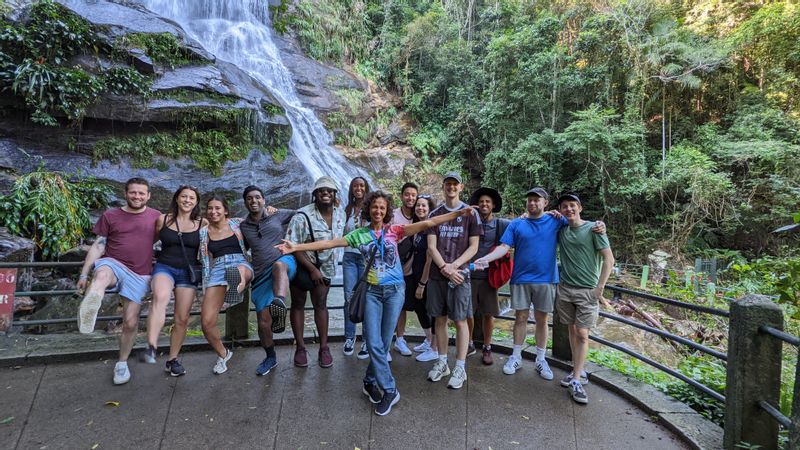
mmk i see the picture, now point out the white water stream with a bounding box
[139,0,367,193]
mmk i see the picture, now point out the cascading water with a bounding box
[139,0,368,194]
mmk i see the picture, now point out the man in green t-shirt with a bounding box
[555,193,615,405]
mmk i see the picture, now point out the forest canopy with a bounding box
[279,0,800,260]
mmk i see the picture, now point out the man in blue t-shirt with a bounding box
[476,187,604,381]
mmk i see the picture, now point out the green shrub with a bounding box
[116,32,196,68]
[0,171,111,258]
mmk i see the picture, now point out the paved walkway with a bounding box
[1,343,688,450]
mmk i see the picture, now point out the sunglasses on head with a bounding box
[418,194,432,199]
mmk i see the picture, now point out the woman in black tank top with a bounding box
[145,186,205,376]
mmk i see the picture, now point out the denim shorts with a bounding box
[152,262,198,289]
[207,254,253,288]
[94,257,150,304]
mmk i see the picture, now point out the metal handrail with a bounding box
[606,285,730,317]
[759,325,800,347]
[758,400,791,428]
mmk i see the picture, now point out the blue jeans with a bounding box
[363,283,405,392]
[342,252,365,339]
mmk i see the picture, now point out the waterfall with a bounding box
[139,0,367,194]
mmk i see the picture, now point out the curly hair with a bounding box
[360,190,394,224]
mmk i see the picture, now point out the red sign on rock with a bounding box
[0,269,17,332]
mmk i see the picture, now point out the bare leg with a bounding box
[435,316,448,357]
[311,283,330,348]
[272,261,290,299]
[396,310,407,337]
[483,315,494,346]
[168,287,195,360]
[147,274,174,347]
[289,285,306,349]
[257,309,274,348]
[201,286,227,357]
[533,310,549,350]
[454,319,469,360]
[513,309,529,346]
[236,264,253,294]
[119,300,143,361]
[466,316,474,342]
[572,325,590,377]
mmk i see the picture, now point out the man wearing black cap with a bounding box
[555,193,614,404]
[467,187,510,365]
[425,171,483,389]
[475,187,604,381]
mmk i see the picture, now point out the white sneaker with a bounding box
[427,359,450,382]
[416,348,439,362]
[394,337,412,356]
[357,342,370,360]
[560,371,589,387]
[447,365,467,389]
[503,355,522,375]
[343,338,355,356]
[413,339,431,353]
[213,349,233,374]
[78,292,103,334]
[387,351,392,362]
[113,361,130,385]
[535,358,554,380]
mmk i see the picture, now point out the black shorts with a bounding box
[402,274,420,311]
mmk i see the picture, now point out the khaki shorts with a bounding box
[510,283,556,313]
[556,283,599,329]
[471,278,500,316]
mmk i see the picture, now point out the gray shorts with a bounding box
[427,277,473,321]
[556,283,599,329]
[95,257,150,304]
[510,283,556,313]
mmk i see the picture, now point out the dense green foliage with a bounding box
[115,32,198,68]
[282,0,800,260]
[0,171,110,257]
[0,0,150,125]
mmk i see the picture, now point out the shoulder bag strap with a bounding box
[358,230,382,283]
[298,211,320,266]
[174,219,194,269]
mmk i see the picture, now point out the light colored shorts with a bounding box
[95,257,150,304]
[556,283,599,329]
[207,254,254,288]
[510,283,556,313]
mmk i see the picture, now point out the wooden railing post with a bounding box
[724,295,783,450]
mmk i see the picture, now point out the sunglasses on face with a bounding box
[316,188,336,194]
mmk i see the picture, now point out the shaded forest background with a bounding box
[276,0,799,261]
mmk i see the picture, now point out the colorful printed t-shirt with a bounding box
[344,225,406,286]
[426,202,483,280]
[93,207,160,275]
[391,206,414,276]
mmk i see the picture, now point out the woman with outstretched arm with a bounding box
[277,190,474,417]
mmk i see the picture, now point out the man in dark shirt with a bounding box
[239,185,298,376]
[426,172,482,389]
[467,187,510,366]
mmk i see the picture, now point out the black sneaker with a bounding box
[141,344,157,364]
[362,382,382,404]
[466,342,477,357]
[375,390,400,416]
[571,380,588,404]
[165,358,186,377]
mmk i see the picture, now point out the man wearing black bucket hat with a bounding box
[466,187,510,365]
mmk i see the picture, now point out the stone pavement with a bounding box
[1,343,689,450]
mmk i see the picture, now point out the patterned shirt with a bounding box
[285,203,345,279]
[344,225,406,285]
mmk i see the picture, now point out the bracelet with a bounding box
[418,282,427,287]
[438,264,445,270]
[79,274,88,280]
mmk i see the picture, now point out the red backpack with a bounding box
[488,218,513,289]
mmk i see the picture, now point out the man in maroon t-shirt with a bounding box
[425,172,482,390]
[76,177,160,385]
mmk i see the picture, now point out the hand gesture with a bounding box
[266,206,278,215]
[415,284,425,299]
[76,277,88,293]
[591,221,606,234]
[275,239,296,254]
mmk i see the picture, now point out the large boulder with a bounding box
[0,227,35,292]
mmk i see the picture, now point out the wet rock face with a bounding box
[0,227,35,292]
